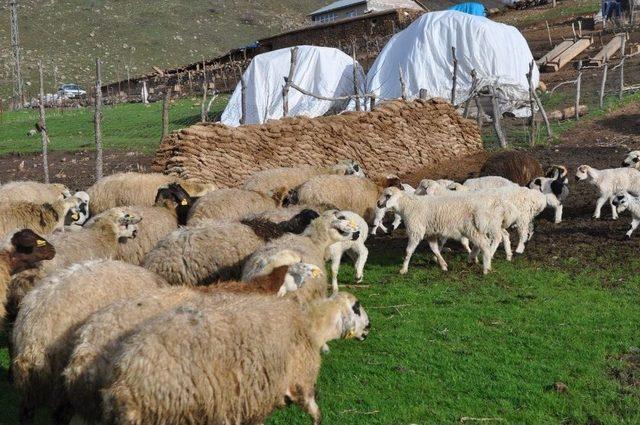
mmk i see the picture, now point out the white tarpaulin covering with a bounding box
[221,45,364,126]
[367,11,539,116]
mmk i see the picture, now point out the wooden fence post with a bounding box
[489,85,507,148]
[37,60,50,183]
[533,90,552,142]
[352,43,361,112]
[399,66,407,100]
[94,58,103,181]
[463,69,477,118]
[575,61,582,121]
[600,54,608,108]
[370,94,376,110]
[451,46,458,105]
[546,20,553,47]
[240,73,247,125]
[475,96,484,127]
[161,88,171,140]
[527,61,537,146]
[619,36,626,100]
[282,47,299,117]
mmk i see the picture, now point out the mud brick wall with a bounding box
[152,98,484,187]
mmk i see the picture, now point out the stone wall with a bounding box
[152,98,484,187]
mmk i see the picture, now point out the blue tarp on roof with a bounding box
[448,2,486,16]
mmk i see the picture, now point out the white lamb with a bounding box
[376,187,507,275]
[612,192,640,238]
[575,165,640,219]
[370,182,415,235]
[325,210,369,293]
[528,166,569,223]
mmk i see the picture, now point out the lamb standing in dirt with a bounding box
[325,210,369,293]
[375,187,507,275]
[86,172,216,215]
[11,260,167,424]
[0,181,70,204]
[144,209,319,285]
[575,164,640,219]
[187,187,290,225]
[242,210,360,303]
[528,165,569,223]
[612,192,640,238]
[0,230,55,326]
[243,159,364,195]
[63,260,322,423]
[100,292,370,425]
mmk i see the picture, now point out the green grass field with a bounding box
[0,97,227,155]
[1,248,639,424]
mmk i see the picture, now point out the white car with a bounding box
[57,84,86,98]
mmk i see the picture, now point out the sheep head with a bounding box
[612,192,631,213]
[277,262,323,297]
[334,159,365,177]
[114,211,142,242]
[376,186,403,210]
[575,165,593,181]
[332,292,370,341]
[52,183,71,200]
[622,151,640,168]
[8,229,55,274]
[415,179,448,196]
[155,183,193,225]
[325,211,360,243]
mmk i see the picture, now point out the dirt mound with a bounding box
[152,98,483,187]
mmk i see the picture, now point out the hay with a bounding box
[153,98,483,187]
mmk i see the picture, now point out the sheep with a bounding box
[480,151,544,186]
[0,197,81,238]
[451,175,518,191]
[286,174,404,224]
[100,291,369,425]
[371,180,416,235]
[375,187,508,275]
[325,210,369,293]
[622,151,640,169]
[575,165,640,219]
[528,165,569,223]
[86,172,216,215]
[242,210,361,303]
[243,159,364,195]
[186,187,290,225]
[63,260,323,423]
[612,192,640,238]
[11,259,168,424]
[144,208,319,285]
[88,183,197,266]
[4,209,142,322]
[0,181,70,204]
[0,229,55,326]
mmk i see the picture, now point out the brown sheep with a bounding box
[480,151,544,186]
[0,229,55,326]
[11,260,168,424]
[0,197,80,238]
[101,292,370,425]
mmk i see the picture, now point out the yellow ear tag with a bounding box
[180,199,188,206]
[346,329,356,339]
[349,220,357,228]
[36,240,46,247]
[311,268,320,278]
[72,213,79,220]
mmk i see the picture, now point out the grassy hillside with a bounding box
[0,0,326,99]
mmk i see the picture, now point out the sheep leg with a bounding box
[468,245,480,264]
[329,249,342,294]
[400,238,420,274]
[391,214,402,230]
[625,218,640,239]
[301,394,322,425]
[347,245,368,284]
[477,236,493,275]
[554,204,563,224]
[609,197,619,220]
[428,238,448,271]
[460,237,471,253]
[502,229,513,261]
[515,223,529,254]
[594,196,607,219]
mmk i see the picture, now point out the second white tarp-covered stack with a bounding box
[367,11,539,115]
[221,45,364,126]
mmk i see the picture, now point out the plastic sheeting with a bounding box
[366,11,539,116]
[448,2,486,16]
[221,45,364,126]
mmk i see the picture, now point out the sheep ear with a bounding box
[270,186,289,206]
[385,177,403,190]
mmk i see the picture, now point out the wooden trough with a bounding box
[588,33,628,67]
[541,36,593,72]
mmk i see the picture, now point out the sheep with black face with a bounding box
[612,192,640,238]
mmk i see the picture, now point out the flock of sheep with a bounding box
[1,149,640,424]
